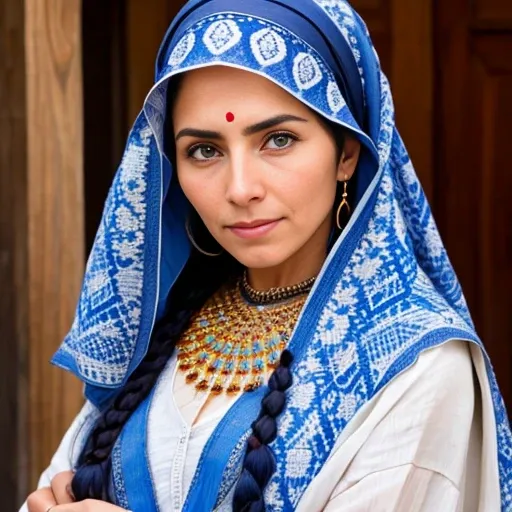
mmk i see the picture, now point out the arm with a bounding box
[324,464,460,511]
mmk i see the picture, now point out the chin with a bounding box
[228,247,291,270]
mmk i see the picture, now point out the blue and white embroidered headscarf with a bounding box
[52,0,512,508]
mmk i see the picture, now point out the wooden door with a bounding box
[435,0,512,410]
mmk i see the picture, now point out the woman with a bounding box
[23,0,511,511]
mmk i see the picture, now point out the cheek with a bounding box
[178,172,207,213]
[178,170,224,226]
[277,153,338,214]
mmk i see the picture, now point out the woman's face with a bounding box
[173,66,359,272]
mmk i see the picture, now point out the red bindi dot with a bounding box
[226,112,235,122]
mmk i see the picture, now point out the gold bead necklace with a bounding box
[176,276,311,394]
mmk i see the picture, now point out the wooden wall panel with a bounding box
[125,0,186,127]
[471,36,512,403]
[125,0,187,127]
[436,0,512,410]
[353,0,434,201]
[472,0,512,25]
[352,0,383,9]
[1,0,85,504]
[390,0,434,201]
[0,2,28,508]
[126,0,172,125]
[25,0,84,490]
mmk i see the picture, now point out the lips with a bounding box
[229,219,279,229]
[227,218,282,239]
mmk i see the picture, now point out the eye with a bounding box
[188,144,220,161]
[263,132,297,150]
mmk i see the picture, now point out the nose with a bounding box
[224,152,266,206]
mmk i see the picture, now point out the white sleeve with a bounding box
[323,464,460,511]
[324,340,475,512]
[296,340,479,512]
[18,400,100,511]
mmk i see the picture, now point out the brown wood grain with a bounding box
[25,0,84,490]
[472,0,512,25]
[391,0,434,202]
[0,1,28,508]
[126,0,175,127]
[435,0,512,411]
[471,34,512,407]
[351,0,391,73]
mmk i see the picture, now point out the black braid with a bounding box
[232,350,294,512]
[71,250,241,502]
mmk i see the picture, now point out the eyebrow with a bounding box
[174,114,308,141]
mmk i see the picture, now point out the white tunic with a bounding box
[20,340,501,511]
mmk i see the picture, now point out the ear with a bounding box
[336,135,361,182]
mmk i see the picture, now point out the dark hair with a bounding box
[71,248,242,502]
[71,78,353,508]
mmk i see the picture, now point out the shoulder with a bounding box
[351,340,475,479]
[297,342,477,510]
[394,339,474,402]
[25,400,100,493]
[406,338,473,380]
[370,340,475,426]
[49,400,100,476]
[327,340,476,460]
[340,340,475,487]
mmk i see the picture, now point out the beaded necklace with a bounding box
[176,275,314,394]
[240,270,316,304]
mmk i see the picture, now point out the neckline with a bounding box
[169,352,247,432]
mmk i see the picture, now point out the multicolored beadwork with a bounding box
[176,280,307,394]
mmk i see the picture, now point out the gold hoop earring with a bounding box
[185,216,223,257]
[336,181,351,230]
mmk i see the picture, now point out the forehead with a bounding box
[173,66,311,119]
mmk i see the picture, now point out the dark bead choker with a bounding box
[240,270,316,305]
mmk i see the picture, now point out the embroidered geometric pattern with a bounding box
[292,52,323,90]
[263,152,482,509]
[112,441,129,508]
[250,28,287,67]
[314,0,367,87]
[156,15,358,127]
[168,32,196,67]
[55,0,512,509]
[203,19,242,55]
[57,118,153,385]
[215,430,252,508]
[327,81,346,113]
